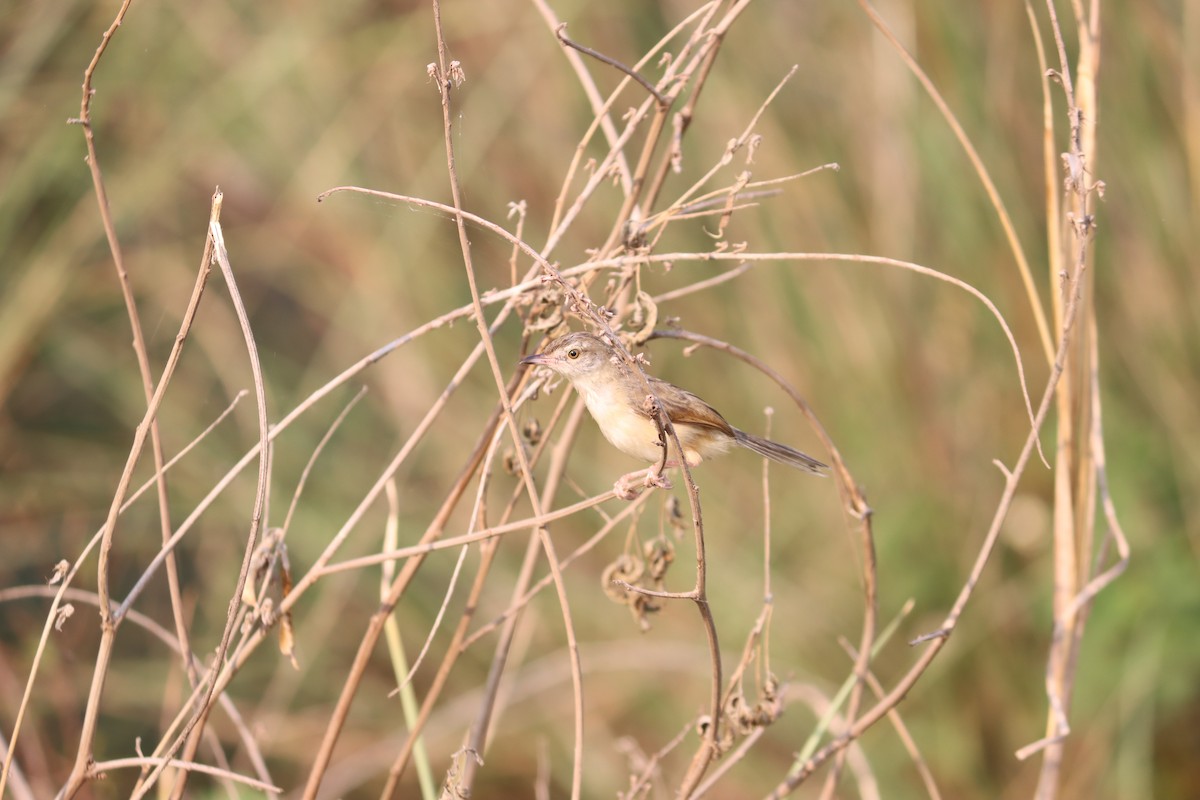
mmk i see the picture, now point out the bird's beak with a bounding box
[520,352,551,367]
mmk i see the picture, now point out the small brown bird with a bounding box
[521,332,826,498]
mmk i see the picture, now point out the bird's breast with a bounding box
[573,379,662,462]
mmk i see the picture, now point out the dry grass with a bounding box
[1,1,1195,798]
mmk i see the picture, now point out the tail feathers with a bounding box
[733,429,827,474]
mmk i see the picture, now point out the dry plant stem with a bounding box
[557,25,668,106]
[137,218,272,800]
[764,220,1094,798]
[379,482,512,798]
[462,529,553,792]
[426,5,583,794]
[1026,0,1062,334]
[623,719,699,799]
[57,1,193,793]
[858,0,1054,367]
[384,478,461,699]
[389,421,514,709]
[762,415,773,594]
[839,640,942,800]
[4,567,88,798]
[655,456,720,799]
[0,736,34,800]
[381,481,441,800]
[379,538,504,799]
[300,421,499,798]
[1012,316,1126,762]
[320,479,616,574]
[600,94,671,255]
[1071,317,1128,616]
[544,89,650,255]
[56,192,219,799]
[507,202,527,288]
[283,388,369,537]
[1012,339,1131,759]
[692,729,766,798]
[88,758,278,794]
[1030,4,1106,795]
[653,262,752,303]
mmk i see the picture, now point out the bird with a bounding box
[520,331,826,499]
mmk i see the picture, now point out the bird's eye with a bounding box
[567,348,580,359]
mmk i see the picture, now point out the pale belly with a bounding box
[581,386,733,466]
[586,394,666,462]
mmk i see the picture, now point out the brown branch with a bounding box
[318,490,618,576]
[58,190,220,799]
[556,24,669,106]
[134,214,272,800]
[91,757,279,794]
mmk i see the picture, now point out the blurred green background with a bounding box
[1,0,1197,797]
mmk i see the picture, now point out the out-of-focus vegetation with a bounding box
[1,1,1196,798]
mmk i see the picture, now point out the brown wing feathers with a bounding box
[636,376,736,435]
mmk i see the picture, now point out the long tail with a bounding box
[733,429,828,474]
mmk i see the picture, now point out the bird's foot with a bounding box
[614,467,673,500]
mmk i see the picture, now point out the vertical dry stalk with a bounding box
[1027,3,1128,797]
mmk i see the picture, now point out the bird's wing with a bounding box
[637,376,736,436]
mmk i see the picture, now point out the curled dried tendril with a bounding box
[628,290,658,346]
[602,555,645,603]
[523,287,565,333]
[602,554,663,632]
[600,534,677,632]
[522,419,542,447]
[722,673,783,746]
